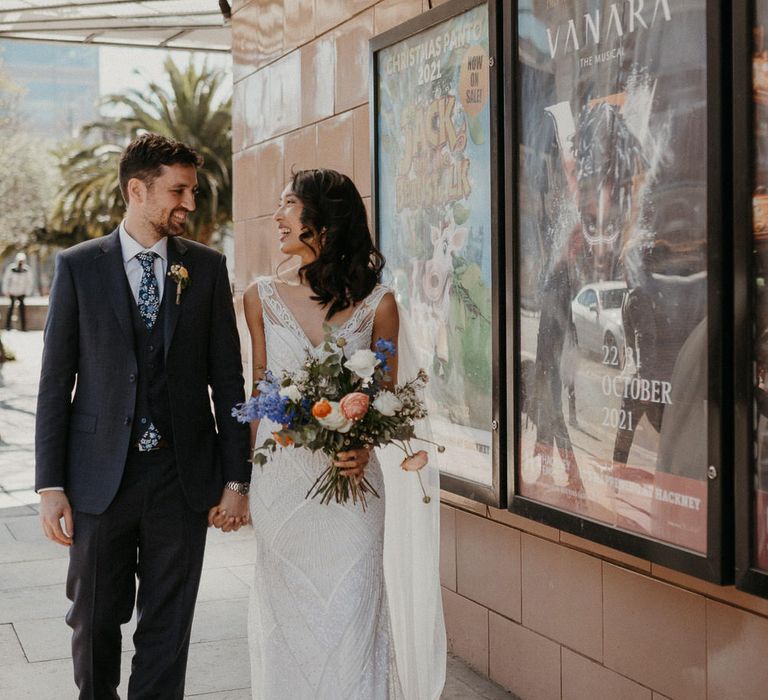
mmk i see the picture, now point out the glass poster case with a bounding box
[736,0,768,598]
[507,0,729,581]
[370,0,505,505]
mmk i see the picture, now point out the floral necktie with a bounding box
[136,251,160,329]
[135,251,162,451]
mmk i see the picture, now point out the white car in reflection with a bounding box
[570,281,628,368]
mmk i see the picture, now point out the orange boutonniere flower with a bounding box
[168,264,190,305]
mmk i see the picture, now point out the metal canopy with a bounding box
[0,1,231,52]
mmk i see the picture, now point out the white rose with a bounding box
[317,401,353,433]
[279,384,302,402]
[344,349,380,380]
[372,390,403,416]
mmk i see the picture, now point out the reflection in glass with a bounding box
[517,0,709,552]
[754,1,768,571]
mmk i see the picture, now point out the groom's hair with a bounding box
[118,132,203,203]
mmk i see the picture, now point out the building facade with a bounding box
[230,2,768,698]
[0,40,99,140]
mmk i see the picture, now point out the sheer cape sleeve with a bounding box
[380,298,447,700]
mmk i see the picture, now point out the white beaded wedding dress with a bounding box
[247,278,445,700]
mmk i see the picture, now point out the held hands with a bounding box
[208,487,250,532]
[39,491,74,546]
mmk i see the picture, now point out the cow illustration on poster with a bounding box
[410,218,468,365]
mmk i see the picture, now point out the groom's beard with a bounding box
[152,209,188,238]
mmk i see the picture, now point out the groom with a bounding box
[35,133,250,698]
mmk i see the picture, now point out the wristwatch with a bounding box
[225,480,250,497]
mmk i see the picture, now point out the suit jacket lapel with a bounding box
[98,229,135,348]
[164,236,188,359]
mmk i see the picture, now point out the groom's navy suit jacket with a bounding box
[35,229,250,514]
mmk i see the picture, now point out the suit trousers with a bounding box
[65,449,208,699]
[5,295,26,330]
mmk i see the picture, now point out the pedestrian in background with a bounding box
[3,252,34,331]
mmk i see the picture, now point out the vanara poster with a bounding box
[375,3,494,487]
[516,0,709,552]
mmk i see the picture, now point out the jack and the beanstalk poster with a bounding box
[517,0,709,552]
[376,3,494,486]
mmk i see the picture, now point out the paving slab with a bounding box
[197,566,251,602]
[444,654,517,699]
[191,597,248,644]
[0,583,69,624]
[4,512,52,542]
[0,504,37,519]
[201,536,258,569]
[0,623,26,665]
[182,639,252,696]
[0,538,68,564]
[0,557,68,591]
[5,488,38,506]
[0,491,35,509]
[186,690,251,699]
[13,616,70,663]
[228,564,254,587]
[0,657,76,700]
[0,522,16,545]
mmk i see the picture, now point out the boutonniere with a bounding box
[168,264,190,305]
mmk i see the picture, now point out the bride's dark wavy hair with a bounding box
[291,168,385,319]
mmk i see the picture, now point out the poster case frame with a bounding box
[504,0,731,583]
[369,0,506,507]
[734,0,768,598]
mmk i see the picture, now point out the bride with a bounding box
[241,168,445,699]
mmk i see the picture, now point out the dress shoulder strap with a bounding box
[338,284,393,341]
[255,277,302,336]
[362,284,392,312]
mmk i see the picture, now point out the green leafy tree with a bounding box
[49,57,232,247]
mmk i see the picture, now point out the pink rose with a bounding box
[339,392,370,421]
[401,450,429,471]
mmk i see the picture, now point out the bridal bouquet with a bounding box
[232,333,441,509]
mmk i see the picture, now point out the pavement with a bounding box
[0,329,512,699]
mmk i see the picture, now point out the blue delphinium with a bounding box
[374,338,396,374]
[232,371,295,426]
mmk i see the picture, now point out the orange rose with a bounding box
[273,432,294,447]
[311,398,332,419]
[339,392,370,421]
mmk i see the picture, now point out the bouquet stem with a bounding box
[416,471,431,504]
[306,459,380,511]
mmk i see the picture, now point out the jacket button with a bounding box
[148,344,155,352]
[129,374,136,382]
[124,416,131,425]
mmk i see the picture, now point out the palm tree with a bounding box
[49,58,232,246]
[47,142,124,245]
